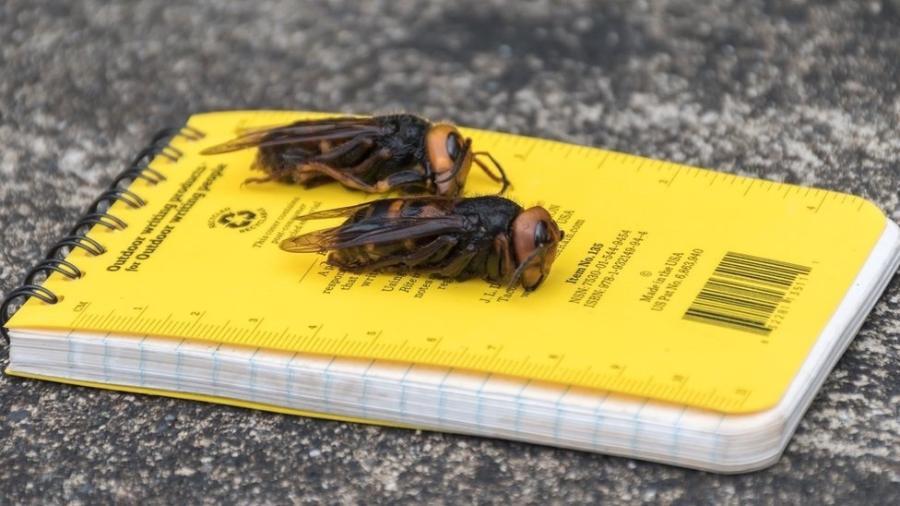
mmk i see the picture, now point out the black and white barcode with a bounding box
[684,252,811,334]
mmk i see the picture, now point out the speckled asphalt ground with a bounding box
[1,0,899,504]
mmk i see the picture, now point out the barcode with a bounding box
[684,252,811,334]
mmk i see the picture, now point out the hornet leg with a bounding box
[495,234,515,282]
[310,137,375,165]
[302,149,392,192]
[404,236,458,267]
[437,247,477,278]
[485,234,514,282]
[307,162,426,194]
[358,236,459,271]
[373,169,429,192]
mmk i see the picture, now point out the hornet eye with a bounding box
[446,132,462,161]
[534,220,551,246]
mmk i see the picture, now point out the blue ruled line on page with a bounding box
[553,385,572,443]
[210,344,223,397]
[248,348,260,402]
[138,336,147,387]
[591,392,611,449]
[360,360,375,419]
[514,380,532,435]
[65,329,75,377]
[398,364,415,419]
[475,374,492,432]
[174,339,185,391]
[553,385,573,443]
[284,353,298,408]
[437,368,454,426]
[322,357,337,414]
[670,406,688,460]
[102,332,112,382]
[710,415,726,466]
[629,399,649,455]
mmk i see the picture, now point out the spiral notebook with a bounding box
[3,111,898,473]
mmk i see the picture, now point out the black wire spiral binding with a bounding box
[0,124,206,344]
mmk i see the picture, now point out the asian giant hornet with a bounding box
[202,114,510,197]
[281,196,563,291]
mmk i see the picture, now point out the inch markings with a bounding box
[67,303,751,411]
[476,132,866,215]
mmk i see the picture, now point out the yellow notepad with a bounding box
[4,111,898,472]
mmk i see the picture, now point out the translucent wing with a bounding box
[201,116,381,155]
[281,215,467,253]
[294,197,457,222]
[292,201,387,222]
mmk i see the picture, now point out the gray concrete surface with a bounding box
[1,0,899,504]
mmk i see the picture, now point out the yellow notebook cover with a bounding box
[5,110,888,414]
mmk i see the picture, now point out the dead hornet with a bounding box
[201,114,510,197]
[280,196,564,291]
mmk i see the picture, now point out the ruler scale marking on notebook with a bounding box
[8,110,890,415]
[67,303,744,411]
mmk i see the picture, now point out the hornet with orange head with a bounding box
[280,196,564,291]
[202,114,510,197]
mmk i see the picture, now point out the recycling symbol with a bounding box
[217,210,257,229]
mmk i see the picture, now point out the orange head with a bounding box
[510,207,564,291]
[425,123,473,196]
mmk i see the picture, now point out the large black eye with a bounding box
[534,220,551,246]
[446,132,462,161]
